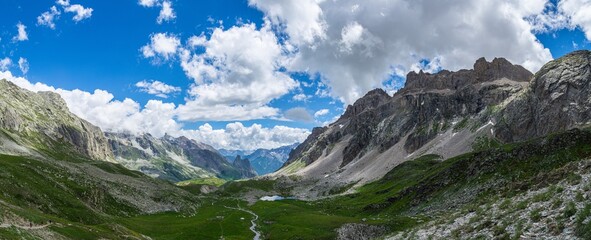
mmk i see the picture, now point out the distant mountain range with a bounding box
[219,143,299,175]
[106,132,257,182]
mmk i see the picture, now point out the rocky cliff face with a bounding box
[107,132,255,181]
[495,50,591,142]
[0,79,112,160]
[276,56,534,197]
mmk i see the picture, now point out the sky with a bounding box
[0,0,590,150]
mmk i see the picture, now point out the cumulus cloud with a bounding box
[292,93,310,102]
[157,1,176,24]
[179,23,298,105]
[138,0,157,7]
[170,23,299,122]
[135,80,180,98]
[18,58,29,75]
[0,58,12,71]
[141,33,181,63]
[37,6,61,29]
[558,0,591,40]
[56,0,70,6]
[64,4,93,22]
[250,0,554,104]
[176,102,280,122]
[55,0,93,22]
[248,0,326,45]
[314,109,329,117]
[13,22,28,42]
[182,122,309,150]
[0,70,309,150]
[139,0,176,24]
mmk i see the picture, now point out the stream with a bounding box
[224,206,261,240]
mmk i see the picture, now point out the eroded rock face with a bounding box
[0,79,112,160]
[495,50,591,142]
[283,57,532,169]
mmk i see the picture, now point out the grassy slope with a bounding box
[3,128,591,239]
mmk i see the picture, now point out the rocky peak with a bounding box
[342,88,391,119]
[403,57,532,92]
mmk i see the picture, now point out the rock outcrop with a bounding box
[495,50,591,142]
[0,79,112,160]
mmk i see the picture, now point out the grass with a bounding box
[176,177,227,187]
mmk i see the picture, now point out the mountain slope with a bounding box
[275,57,534,197]
[0,80,198,239]
[0,79,112,160]
[107,132,256,181]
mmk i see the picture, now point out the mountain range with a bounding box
[107,132,256,182]
[1,50,591,239]
[220,143,299,175]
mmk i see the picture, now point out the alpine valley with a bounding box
[1,50,591,240]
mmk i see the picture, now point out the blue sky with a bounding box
[0,0,590,150]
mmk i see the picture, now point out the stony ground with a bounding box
[387,160,591,240]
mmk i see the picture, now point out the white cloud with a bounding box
[340,21,364,52]
[314,109,329,117]
[13,23,28,42]
[157,1,176,24]
[0,58,12,71]
[141,33,181,62]
[171,23,299,122]
[56,0,70,6]
[64,4,93,22]
[248,0,326,45]
[284,107,314,122]
[292,93,310,102]
[179,23,298,106]
[139,0,176,24]
[182,122,309,150]
[176,102,280,122]
[251,0,554,104]
[0,70,309,150]
[138,0,157,7]
[37,6,61,29]
[559,0,591,40]
[18,58,29,75]
[135,80,180,98]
